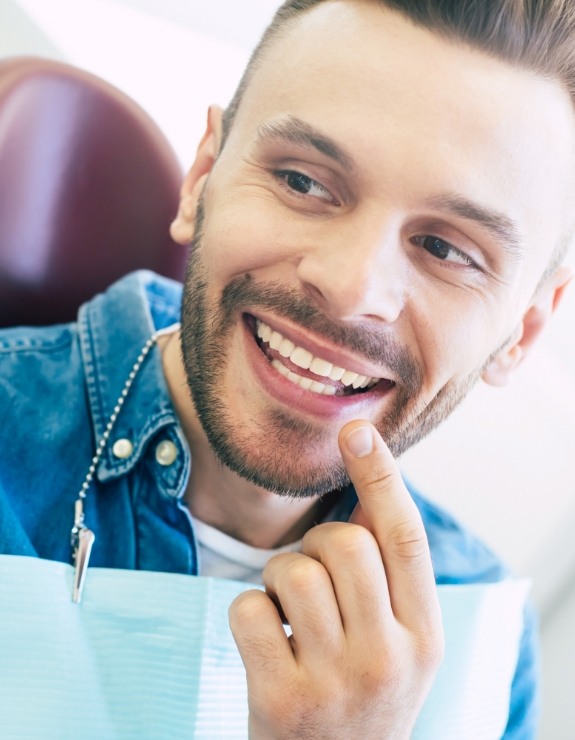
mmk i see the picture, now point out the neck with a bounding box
[161,332,324,549]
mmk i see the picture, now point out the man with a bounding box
[1,0,573,736]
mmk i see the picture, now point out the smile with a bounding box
[254,318,388,397]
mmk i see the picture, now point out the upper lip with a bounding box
[248,311,395,383]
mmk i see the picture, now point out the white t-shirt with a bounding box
[193,518,302,584]
[194,495,351,584]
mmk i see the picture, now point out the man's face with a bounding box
[180,0,574,497]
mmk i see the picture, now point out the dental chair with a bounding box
[0,57,186,328]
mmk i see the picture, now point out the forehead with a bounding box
[225,0,575,273]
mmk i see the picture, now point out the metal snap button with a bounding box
[155,439,178,466]
[112,438,134,459]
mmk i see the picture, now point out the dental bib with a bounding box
[0,555,528,739]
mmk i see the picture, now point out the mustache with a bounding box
[220,273,423,393]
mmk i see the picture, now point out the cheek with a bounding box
[203,168,327,279]
[414,297,502,389]
[202,202,296,280]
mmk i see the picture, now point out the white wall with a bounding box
[4,1,575,734]
[0,0,63,58]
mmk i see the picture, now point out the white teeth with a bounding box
[340,369,359,386]
[268,330,283,351]
[271,360,337,396]
[256,322,273,343]
[258,319,381,392]
[272,359,290,378]
[352,374,368,389]
[310,379,334,395]
[290,346,313,370]
[309,357,333,378]
[278,338,295,358]
[329,365,346,381]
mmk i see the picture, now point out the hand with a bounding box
[228,420,444,739]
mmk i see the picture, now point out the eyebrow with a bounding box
[255,119,525,259]
[425,194,524,259]
[255,116,355,171]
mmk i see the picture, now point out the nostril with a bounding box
[302,281,327,308]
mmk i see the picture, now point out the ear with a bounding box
[482,265,573,387]
[170,105,223,245]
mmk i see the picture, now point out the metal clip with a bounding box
[71,499,95,603]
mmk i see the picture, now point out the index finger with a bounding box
[339,419,440,630]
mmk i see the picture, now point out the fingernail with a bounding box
[344,425,374,458]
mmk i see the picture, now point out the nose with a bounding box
[296,209,406,324]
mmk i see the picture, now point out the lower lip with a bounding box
[242,317,393,420]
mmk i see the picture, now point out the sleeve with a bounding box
[502,602,540,739]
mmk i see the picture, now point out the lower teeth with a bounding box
[270,359,337,395]
[270,359,363,397]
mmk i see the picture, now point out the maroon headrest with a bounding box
[0,57,187,327]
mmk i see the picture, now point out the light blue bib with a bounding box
[0,556,528,739]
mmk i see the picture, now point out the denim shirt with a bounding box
[0,271,538,738]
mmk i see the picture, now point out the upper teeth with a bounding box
[256,319,379,390]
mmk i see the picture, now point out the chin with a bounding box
[198,399,351,498]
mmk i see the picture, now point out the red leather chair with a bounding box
[0,57,187,327]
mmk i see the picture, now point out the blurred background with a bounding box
[2,0,574,735]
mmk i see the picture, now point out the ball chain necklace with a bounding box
[70,323,180,603]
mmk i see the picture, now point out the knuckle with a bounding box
[385,519,430,568]
[228,590,268,629]
[352,634,443,702]
[358,665,396,700]
[301,520,333,549]
[280,556,327,596]
[359,468,396,498]
[345,657,406,711]
[328,521,377,557]
[303,522,378,565]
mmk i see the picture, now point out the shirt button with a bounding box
[112,438,134,459]
[155,440,178,466]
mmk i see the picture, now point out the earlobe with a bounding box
[170,105,224,245]
[482,264,573,387]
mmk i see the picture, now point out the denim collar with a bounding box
[77,271,187,492]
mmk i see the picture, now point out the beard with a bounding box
[180,197,485,499]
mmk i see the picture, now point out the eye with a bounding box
[414,235,476,268]
[275,169,339,205]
